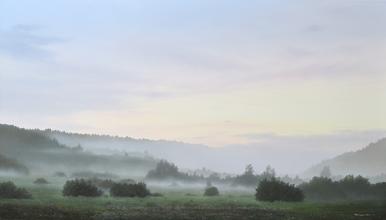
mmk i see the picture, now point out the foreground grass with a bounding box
[0,177,385,220]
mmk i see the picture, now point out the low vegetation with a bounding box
[204,186,220,196]
[256,178,304,202]
[62,179,102,197]
[110,182,150,197]
[34,178,49,185]
[0,181,31,199]
[89,178,115,190]
[300,175,386,201]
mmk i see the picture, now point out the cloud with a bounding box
[0,25,61,60]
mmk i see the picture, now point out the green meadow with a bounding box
[0,177,385,220]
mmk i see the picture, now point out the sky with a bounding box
[1,0,386,170]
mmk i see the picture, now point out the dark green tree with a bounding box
[146,160,180,179]
[256,178,304,202]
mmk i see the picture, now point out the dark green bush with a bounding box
[110,182,150,197]
[0,181,31,199]
[299,175,384,201]
[256,178,304,202]
[34,178,49,185]
[373,182,386,198]
[299,177,344,201]
[204,186,219,196]
[62,179,102,197]
[339,175,371,197]
[89,178,115,189]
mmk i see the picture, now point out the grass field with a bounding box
[0,177,385,220]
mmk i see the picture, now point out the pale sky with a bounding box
[1,0,386,153]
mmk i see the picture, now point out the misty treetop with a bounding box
[146,160,206,182]
[146,161,305,188]
[146,160,180,179]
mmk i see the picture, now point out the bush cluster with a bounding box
[62,179,102,197]
[89,178,115,190]
[34,178,49,185]
[204,186,220,196]
[0,181,31,199]
[256,178,304,202]
[110,182,150,197]
[299,175,386,201]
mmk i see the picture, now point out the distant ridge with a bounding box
[304,138,386,177]
[0,124,157,176]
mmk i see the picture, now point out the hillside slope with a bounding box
[43,129,215,170]
[0,124,157,176]
[304,138,386,177]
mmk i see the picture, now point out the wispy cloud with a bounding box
[0,24,61,60]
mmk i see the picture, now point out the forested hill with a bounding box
[304,138,386,177]
[42,128,209,155]
[0,124,157,176]
[42,128,214,170]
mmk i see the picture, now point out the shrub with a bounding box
[34,178,49,185]
[110,182,150,197]
[0,181,31,199]
[89,178,115,189]
[256,178,304,202]
[339,175,371,198]
[299,177,344,201]
[300,175,381,201]
[204,186,219,196]
[62,179,102,197]
[373,182,386,198]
